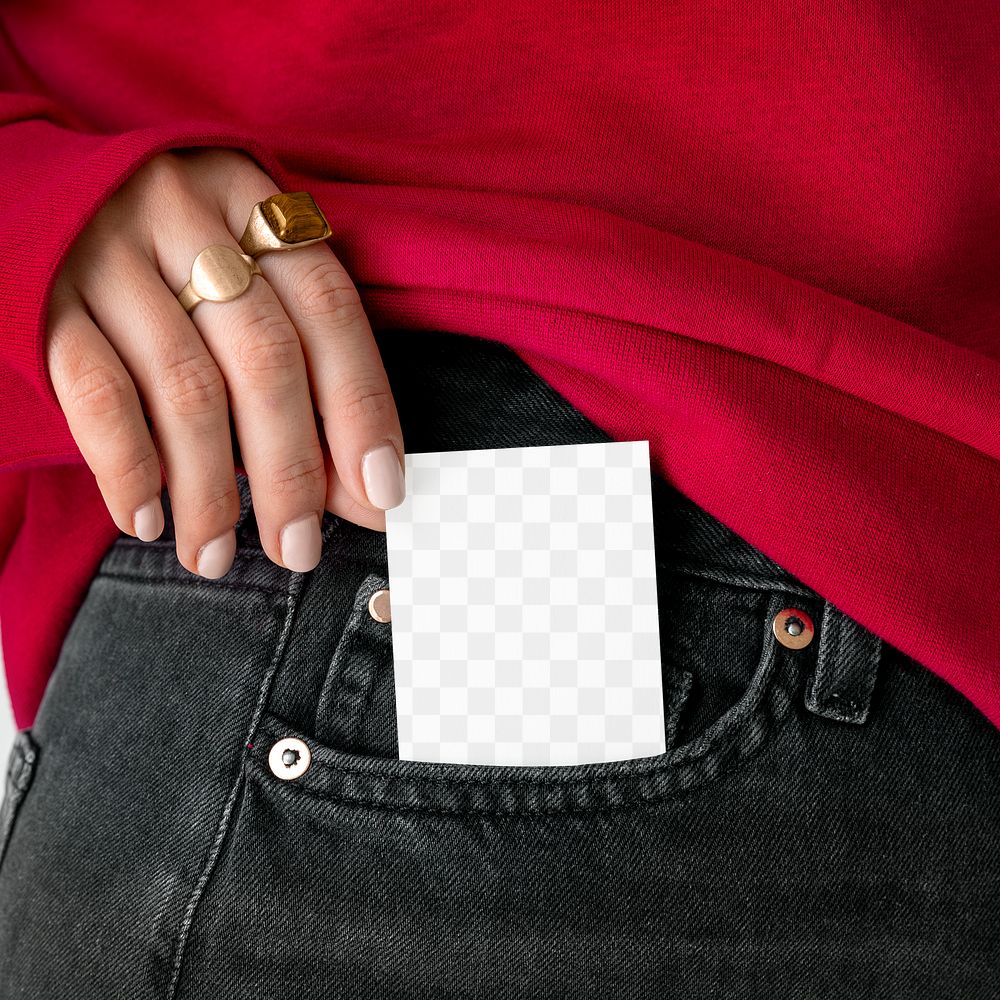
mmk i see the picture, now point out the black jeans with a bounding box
[1,330,998,998]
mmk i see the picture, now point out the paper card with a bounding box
[384,440,665,766]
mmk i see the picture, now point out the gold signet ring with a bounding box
[176,245,264,314]
[238,191,332,259]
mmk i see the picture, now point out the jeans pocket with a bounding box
[0,729,39,873]
[314,569,700,758]
[312,570,695,764]
[255,573,800,815]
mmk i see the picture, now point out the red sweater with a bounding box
[1,3,998,732]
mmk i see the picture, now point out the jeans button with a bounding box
[772,607,815,649]
[368,588,391,623]
[268,737,312,780]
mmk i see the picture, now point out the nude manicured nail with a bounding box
[362,442,405,509]
[196,530,236,579]
[133,497,164,542]
[280,512,321,572]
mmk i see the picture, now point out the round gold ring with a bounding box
[176,245,264,314]
[238,191,332,259]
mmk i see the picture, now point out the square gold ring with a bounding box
[238,191,333,259]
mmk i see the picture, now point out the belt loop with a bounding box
[804,600,882,724]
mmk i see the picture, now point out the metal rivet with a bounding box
[368,588,391,623]
[772,607,815,649]
[268,737,311,780]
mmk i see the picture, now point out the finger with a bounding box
[76,244,241,578]
[152,219,328,575]
[45,289,167,544]
[219,183,406,523]
[322,441,386,533]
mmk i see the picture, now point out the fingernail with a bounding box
[280,512,321,572]
[133,497,164,541]
[361,442,405,510]
[196,530,236,579]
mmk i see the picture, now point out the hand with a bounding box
[44,147,405,578]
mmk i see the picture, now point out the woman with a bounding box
[1,2,998,996]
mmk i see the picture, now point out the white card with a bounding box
[384,440,665,765]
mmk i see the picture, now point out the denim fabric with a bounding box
[0,329,997,998]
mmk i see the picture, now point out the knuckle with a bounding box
[62,360,133,420]
[154,350,227,416]
[136,152,193,203]
[330,373,395,424]
[268,453,326,498]
[106,447,161,495]
[233,308,300,381]
[219,150,269,190]
[293,260,366,329]
[189,484,241,525]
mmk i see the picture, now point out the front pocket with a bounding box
[314,572,696,766]
[0,729,39,872]
[255,581,801,815]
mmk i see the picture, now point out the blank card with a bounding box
[384,440,665,765]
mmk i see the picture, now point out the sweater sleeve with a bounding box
[0,91,293,473]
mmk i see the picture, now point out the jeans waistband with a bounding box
[99,460,885,732]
